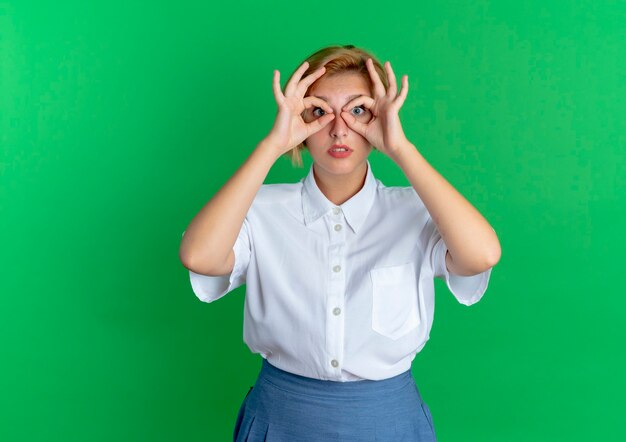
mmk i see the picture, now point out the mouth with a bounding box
[328,144,352,153]
[328,144,353,158]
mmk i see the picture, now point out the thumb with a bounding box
[341,111,367,137]
[306,112,335,136]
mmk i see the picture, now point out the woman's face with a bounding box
[302,72,374,177]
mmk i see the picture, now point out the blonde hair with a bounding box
[282,44,389,168]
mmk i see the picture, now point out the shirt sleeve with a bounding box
[424,217,492,306]
[184,218,252,303]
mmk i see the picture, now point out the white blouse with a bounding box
[186,160,492,381]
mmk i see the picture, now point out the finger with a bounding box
[303,96,335,115]
[385,61,398,98]
[306,112,335,135]
[340,110,367,137]
[272,70,285,106]
[284,61,310,97]
[295,65,326,97]
[366,58,386,97]
[394,75,409,108]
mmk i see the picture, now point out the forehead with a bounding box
[308,72,371,99]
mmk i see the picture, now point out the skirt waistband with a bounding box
[257,359,415,400]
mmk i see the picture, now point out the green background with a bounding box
[2,1,624,440]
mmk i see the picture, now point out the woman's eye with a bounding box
[312,107,325,117]
[351,105,367,116]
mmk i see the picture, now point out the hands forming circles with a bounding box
[265,58,410,158]
[339,58,410,157]
[265,61,336,154]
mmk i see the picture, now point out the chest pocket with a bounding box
[370,262,420,340]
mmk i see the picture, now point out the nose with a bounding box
[329,110,348,138]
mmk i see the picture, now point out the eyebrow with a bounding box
[312,94,365,102]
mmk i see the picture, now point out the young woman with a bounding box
[180,44,501,441]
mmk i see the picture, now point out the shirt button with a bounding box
[334,224,342,231]
[333,265,341,273]
[333,207,341,215]
[333,307,341,315]
[331,359,339,368]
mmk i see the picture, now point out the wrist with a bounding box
[257,137,284,159]
[388,139,416,162]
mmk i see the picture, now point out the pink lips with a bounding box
[328,144,352,158]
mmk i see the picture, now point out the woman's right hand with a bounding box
[264,61,336,155]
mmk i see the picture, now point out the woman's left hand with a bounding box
[340,58,411,158]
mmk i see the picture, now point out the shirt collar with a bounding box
[301,160,377,234]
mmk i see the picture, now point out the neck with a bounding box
[313,162,368,206]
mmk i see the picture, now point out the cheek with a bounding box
[356,133,370,145]
[305,129,326,144]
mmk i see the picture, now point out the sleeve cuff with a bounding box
[187,221,251,303]
[433,237,492,306]
[189,264,241,303]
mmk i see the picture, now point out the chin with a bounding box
[316,155,366,173]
